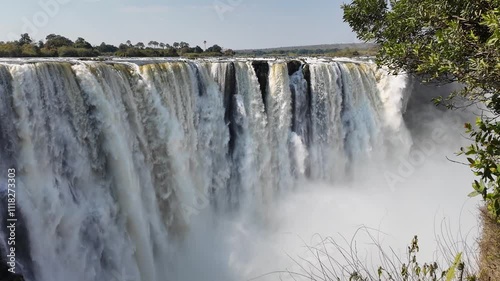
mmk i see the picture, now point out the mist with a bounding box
[168,78,481,281]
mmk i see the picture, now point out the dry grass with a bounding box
[479,208,500,281]
[251,225,479,281]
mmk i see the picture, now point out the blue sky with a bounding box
[0,0,358,50]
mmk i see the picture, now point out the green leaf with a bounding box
[446,253,462,281]
[468,191,480,197]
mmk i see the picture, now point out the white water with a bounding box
[0,59,479,281]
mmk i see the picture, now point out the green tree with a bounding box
[97,42,118,53]
[45,34,73,49]
[135,42,145,49]
[224,49,236,56]
[194,46,204,53]
[0,43,21,57]
[206,44,223,53]
[19,33,33,46]
[74,37,92,49]
[21,44,39,57]
[342,0,500,219]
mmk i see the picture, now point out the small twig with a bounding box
[446,156,469,166]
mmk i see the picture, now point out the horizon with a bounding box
[0,0,358,50]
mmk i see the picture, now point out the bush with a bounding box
[75,48,99,57]
[21,44,39,57]
[57,46,79,57]
[0,43,21,57]
[39,48,58,57]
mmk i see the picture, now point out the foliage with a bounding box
[0,42,22,57]
[58,46,99,57]
[19,33,32,46]
[45,34,74,49]
[238,46,379,58]
[224,49,236,56]
[0,34,233,58]
[342,0,500,220]
[74,37,92,49]
[206,44,223,53]
[463,119,500,218]
[20,44,38,57]
[135,42,145,49]
[97,42,119,54]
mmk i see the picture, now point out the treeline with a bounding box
[0,34,236,58]
[244,46,379,58]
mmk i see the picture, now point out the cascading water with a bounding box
[0,58,418,281]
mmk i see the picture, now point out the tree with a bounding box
[206,44,223,53]
[148,41,159,48]
[45,34,73,49]
[126,40,132,46]
[173,42,180,49]
[224,49,236,56]
[160,42,165,49]
[97,42,118,53]
[194,46,204,53]
[19,33,32,45]
[21,44,38,56]
[135,42,145,49]
[74,37,92,49]
[204,40,207,50]
[342,0,500,219]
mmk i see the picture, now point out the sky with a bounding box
[0,0,359,50]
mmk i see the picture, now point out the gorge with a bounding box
[0,58,478,281]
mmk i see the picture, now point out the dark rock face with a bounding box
[0,67,17,175]
[0,272,24,281]
[0,66,27,281]
[223,62,238,155]
[302,64,313,149]
[251,61,269,113]
[0,265,24,281]
[287,60,302,76]
[193,63,206,97]
[0,198,30,281]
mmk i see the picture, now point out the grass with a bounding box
[479,208,500,280]
[252,225,481,281]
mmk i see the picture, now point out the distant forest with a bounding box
[0,34,377,58]
[237,43,379,57]
[0,33,235,58]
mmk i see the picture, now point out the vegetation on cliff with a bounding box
[342,0,500,279]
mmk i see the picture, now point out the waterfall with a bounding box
[0,58,412,281]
